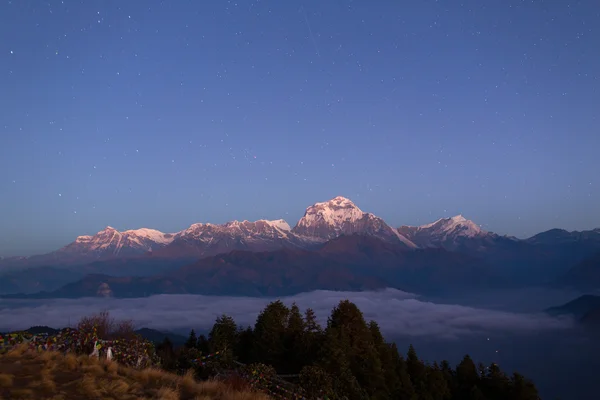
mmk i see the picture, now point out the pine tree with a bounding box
[288,303,305,333]
[304,307,321,334]
[252,300,290,371]
[368,321,396,399]
[469,385,487,400]
[208,314,238,365]
[161,301,543,400]
[389,343,416,400]
[155,337,176,372]
[509,372,540,400]
[333,366,369,400]
[285,303,306,373]
[197,334,209,353]
[406,344,427,393]
[481,363,510,400]
[302,307,323,366]
[176,345,202,377]
[324,300,386,399]
[424,362,451,400]
[439,360,456,395]
[236,326,254,364]
[185,329,198,349]
[455,355,480,399]
[477,362,487,378]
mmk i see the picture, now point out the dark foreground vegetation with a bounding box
[1,300,541,400]
[159,300,541,400]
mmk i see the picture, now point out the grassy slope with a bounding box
[0,345,269,400]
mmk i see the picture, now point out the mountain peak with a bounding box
[260,219,291,231]
[417,215,481,234]
[65,225,174,258]
[292,197,416,248]
[122,228,174,244]
[312,196,358,210]
[451,215,467,223]
[295,196,365,231]
[398,214,489,250]
[441,215,483,236]
[329,195,354,204]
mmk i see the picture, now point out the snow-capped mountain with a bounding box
[0,196,421,268]
[0,226,177,269]
[292,196,417,248]
[398,215,494,250]
[8,196,598,271]
[59,226,175,257]
[3,195,600,300]
[155,219,307,257]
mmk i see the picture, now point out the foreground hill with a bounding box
[2,235,503,299]
[168,299,542,400]
[0,345,267,400]
[1,300,544,400]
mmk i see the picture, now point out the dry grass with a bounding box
[0,344,271,400]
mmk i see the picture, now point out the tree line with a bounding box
[155,300,541,400]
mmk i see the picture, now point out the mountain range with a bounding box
[1,196,599,298]
[0,196,417,268]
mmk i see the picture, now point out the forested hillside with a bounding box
[156,300,541,400]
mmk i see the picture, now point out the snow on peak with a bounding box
[75,226,118,243]
[451,215,467,223]
[122,228,174,244]
[297,196,365,228]
[397,214,495,250]
[418,218,445,229]
[292,196,417,248]
[69,225,174,255]
[176,218,293,242]
[446,215,483,237]
[218,219,290,231]
[317,196,357,209]
[261,219,291,231]
[417,215,485,238]
[74,235,93,243]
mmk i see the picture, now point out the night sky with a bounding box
[1,0,599,256]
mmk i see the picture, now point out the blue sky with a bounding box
[1,0,599,256]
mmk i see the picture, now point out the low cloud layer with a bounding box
[0,289,574,339]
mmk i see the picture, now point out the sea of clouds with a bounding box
[0,288,574,339]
